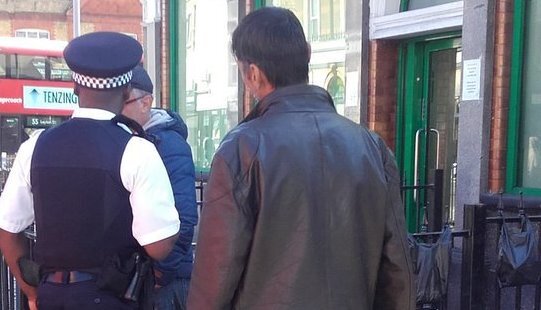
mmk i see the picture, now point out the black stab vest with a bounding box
[30,118,139,270]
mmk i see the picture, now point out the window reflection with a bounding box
[180,0,239,172]
[269,0,347,117]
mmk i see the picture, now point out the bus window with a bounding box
[49,56,71,81]
[0,53,5,78]
[16,55,45,80]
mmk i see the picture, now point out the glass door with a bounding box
[399,37,462,232]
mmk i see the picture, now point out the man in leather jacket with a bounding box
[187,7,414,310]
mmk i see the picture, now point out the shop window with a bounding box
[508,0,541,192]
[309,0,320,40]
[319,0,342,41]
[176,0,239,172]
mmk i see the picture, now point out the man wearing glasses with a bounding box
[122,66,198,310]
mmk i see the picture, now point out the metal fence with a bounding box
[7,174,534,310]
[401,169,445,233]
[468,194,541,310]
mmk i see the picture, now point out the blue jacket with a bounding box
[145,109,198,283]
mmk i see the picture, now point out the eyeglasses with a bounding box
[124,94,148,105]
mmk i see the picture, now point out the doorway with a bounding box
[398,36,462,232]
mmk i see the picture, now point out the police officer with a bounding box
[0,32,180,310]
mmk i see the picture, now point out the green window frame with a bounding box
[506,0,541,195]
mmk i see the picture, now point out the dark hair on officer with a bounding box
[231,7,309,88]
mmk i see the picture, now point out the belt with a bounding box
[45,271,96,284]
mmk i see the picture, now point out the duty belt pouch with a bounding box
[123,253,154,310]
[17,257,42,287]
[96,253,137,296]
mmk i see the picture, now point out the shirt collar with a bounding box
[71,108,116,120]
[71,108,132,133]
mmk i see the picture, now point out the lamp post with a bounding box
[73,0,81,38]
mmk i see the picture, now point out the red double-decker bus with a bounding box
[0,37,76,167]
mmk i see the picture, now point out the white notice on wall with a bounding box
[462,58,481,101]
[345,71,358,107]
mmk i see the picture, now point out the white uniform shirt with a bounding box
[0,108,180,246]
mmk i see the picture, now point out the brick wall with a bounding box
[0,0,71,13]
[489,0,513,192]
[367,40,399,151]
[68,0,142,41]
[0,16,12,36]
[53,22,69,41]
[8,12,65,38]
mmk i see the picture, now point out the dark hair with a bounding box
[232,7,309,88]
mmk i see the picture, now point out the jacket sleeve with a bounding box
[373,136,416,310]
[155,131,198,253]
[187,153,255,309]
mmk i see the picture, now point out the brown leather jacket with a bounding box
[188,84,414,310]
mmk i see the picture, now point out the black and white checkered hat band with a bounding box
[72,71,133,89]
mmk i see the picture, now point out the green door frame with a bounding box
[397,34,461,232]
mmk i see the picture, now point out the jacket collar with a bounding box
[241,84,336,124]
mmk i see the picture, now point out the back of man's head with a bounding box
[232,7,309,88]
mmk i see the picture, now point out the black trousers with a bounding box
[37,280,136,310]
